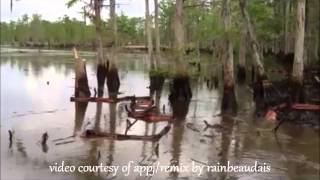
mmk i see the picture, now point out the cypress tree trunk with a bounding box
[284,0,291,54]
[221,0,237,114]
[174,0,185,54]
[305,0,319,65]
[94,0,108,97]
[237,26,247,82]
[107,0,121,97]
[291,0,306,102]
[106,60,120,98]
[292,0,305,85]
[154,0,161,54]
[145,0,153,55]
[110,0,117,48]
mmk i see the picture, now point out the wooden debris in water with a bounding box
[125,119,138,135]
[82,125,171,142]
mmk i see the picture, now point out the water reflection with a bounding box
[74,102,89,134]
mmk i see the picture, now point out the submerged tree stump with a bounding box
[106,64,120,97]
[169,75,192,119]
[149,72,165,96]
[97,61,108,97]
[169,75,192,103]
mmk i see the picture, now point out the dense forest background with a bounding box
[1,0,319,64]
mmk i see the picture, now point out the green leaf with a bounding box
[66,0,78,8]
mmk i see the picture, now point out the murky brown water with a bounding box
[1,49,319,180]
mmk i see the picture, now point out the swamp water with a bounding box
[0,49,319,180]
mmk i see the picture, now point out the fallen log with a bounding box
[82,125,171,141]
[70,95,151,103]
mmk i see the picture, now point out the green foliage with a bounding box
[247,0,282,42]
[159,0,175,45]
[116,14,144,45]
[66,0,78,8]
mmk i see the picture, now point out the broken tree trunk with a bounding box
[73,48,91,98]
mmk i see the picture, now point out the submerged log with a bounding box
[70,95,151,103]
[82,125,171,141]
[73,48,91,98]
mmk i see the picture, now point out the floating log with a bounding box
[137,114,174,122]
[291,103,320,111]
[125,105,173,122]
[82,125,171,141]
[70,97,116,103]
[70,95,151,103]
[128,112,173,122]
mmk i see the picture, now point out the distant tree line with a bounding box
[0,14,145,49]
